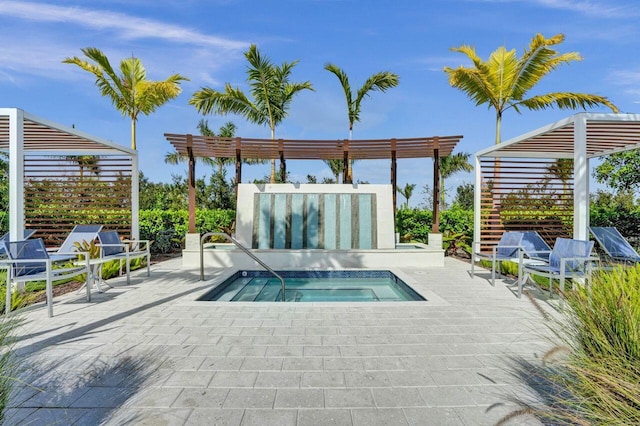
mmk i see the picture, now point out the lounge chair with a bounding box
[517,238,597,299]
[48,224,103,262]
[94,231,150,286]
[471,231,524,286]
[589,226,640,264]
[0,229,37,257]
[1,238,90,317]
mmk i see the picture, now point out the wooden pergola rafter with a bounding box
[165,134,463,233]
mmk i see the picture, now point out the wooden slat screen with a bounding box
[164,134,463,160]
[23,155,133,247]
[479,158,573,252]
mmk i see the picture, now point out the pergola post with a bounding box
[187,134,196,234]
[391,139,397,216]
[8,108,25,241]
[278,139,286,182]
[573,115,589,240]
[473,154,482,245]
[131,152,140,240]
[342,140,349,184]
[235,137,242,201]
[432,140,440,233]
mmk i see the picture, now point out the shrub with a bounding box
[395,208,432,243]
[139,208,235,254]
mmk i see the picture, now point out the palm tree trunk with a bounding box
[270,127,276,183]
[131,119,137,150]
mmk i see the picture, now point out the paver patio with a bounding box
[5,257,555,425]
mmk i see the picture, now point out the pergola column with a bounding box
[235,137,242,200]
[432,137,440,233]
[131,153,140,240]
[573,114,589,240]
[187,134,196,233]
[342,140,349,184]
[473,154,482,244]
[279,139,286,182]
[390,139,397,216]
[8,108,25,241]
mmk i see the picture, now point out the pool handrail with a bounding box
[200,232,286,302]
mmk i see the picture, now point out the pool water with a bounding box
[199,270,425,302]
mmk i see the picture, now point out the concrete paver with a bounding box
[5,257,553,425]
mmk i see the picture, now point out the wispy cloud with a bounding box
[608,69,640,104]
[470,0,639,18]
[0,1,248,49]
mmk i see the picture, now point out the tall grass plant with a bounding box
[503,264,640,424]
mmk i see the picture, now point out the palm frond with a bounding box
[354,71,399,121]
[519,92,619,112]
[324,63,354,120]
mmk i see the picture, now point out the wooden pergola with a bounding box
[165,134,463,233]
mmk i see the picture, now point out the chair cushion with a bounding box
[97,231,124,257]
[5,239,48,277]
[496,232,524,258]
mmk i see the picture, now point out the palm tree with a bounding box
[63,47,189,150]
[190,44,313,183]
[396,183,416,208]
[324,63,399,182]
[323,159,344,183]
[444,33,618,145]
[439,152,473,210]
[545,158,573,199]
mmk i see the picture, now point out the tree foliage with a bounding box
[63,47,188,150]
[190,44,313,182]
[324,63,399,182]
[594,150,640,191]
[444,33,618,144]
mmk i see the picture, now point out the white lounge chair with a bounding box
[1,238,90,317]
[94,231,150,286]
[471,231,524,285]
[517,238,597,299]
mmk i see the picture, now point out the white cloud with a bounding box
[469,0,639,18]
[0,1,248,49]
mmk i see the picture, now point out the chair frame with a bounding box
[93,231,150,286]
[471,231,524,286]
[517,238,598,299]
[1,239,90,317]
[589,226,640,264]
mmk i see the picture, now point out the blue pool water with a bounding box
[199,270,425,302]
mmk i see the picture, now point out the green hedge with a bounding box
[139,209,235,253]
[395,206,473,254]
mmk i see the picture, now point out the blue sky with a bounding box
[1,0,638,206]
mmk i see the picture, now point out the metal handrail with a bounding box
[200,232,286,302]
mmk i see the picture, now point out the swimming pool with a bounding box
[199,270,425,302]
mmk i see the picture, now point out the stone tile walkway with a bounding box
[5,257,556,425]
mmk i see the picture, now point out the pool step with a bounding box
[232,278,269,301]
[215,277,252,301]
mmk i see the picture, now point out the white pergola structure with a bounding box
[0,108,139,243]
[474,113,640,248]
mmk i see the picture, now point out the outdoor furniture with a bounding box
[517,238,597,299]
[589,226,640,264]
[0,229,37,257]
[471,231,524,286]
[94,231,150,286]
[48,224,103,262]
[1,238,90,317]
